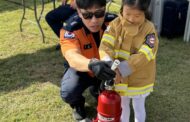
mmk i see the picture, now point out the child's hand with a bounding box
[114,68,123,84]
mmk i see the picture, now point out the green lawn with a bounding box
[0,0,190,122]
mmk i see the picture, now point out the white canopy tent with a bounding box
[149,0,164,35]
[184,0,190,42]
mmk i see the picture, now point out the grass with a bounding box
[0,0,190,122]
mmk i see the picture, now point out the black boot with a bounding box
[72,104,86,121]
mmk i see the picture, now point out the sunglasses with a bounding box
[80,9,106,19]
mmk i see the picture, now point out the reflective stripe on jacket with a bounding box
[114,83,153,96]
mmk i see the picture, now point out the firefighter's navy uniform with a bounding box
[45,0,76,37]
[60,13,117,109]
[99,14,159,122]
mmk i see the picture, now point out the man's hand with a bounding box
[70,0,76,9]
[88,59,116,81]
[60,0,76,9]
[59,0,68,5]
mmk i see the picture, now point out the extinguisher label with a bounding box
[98,113,115,121]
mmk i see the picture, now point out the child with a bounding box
[99,0,159,122]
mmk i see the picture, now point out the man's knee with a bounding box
[60,73,78,103]
[60,90,73,103]
[45,11,53,23]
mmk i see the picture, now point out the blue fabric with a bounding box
[45,4,76,37]
[60,68,100,106]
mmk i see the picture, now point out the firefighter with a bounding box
[45,0,76,50]
[99,0,159,122]
[59,0,117,121]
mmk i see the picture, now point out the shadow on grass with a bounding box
[0,45,99,117]
[0,45,65,93]
[0,0,55,13]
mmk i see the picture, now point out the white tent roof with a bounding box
[184,1,190,42]
[150,0,164,35]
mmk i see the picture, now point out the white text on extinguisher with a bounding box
[98,113,115,121]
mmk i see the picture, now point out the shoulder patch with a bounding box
[64,31,75,39]
[145,33,156,48]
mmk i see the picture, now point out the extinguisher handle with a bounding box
[105,60,120,88]
[111,59,120,70]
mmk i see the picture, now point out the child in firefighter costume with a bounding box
[99,0,159,122]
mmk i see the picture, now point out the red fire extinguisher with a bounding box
[93,60,122,122]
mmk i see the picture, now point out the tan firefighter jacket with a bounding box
[99,14,159,96]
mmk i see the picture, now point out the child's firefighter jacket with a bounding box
[99,14,159,96]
